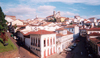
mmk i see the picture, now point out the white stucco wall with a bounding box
[12,20,23,25]
[98,46,100,56]
[56,34,73,53]
[89,36,98,38]
[41,34,56,58]
[28,34,56,58]
[87,31,100,34]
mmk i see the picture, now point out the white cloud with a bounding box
[90,15,100,18]
[61,11,79,17]
[4,5,56,20]
[5,5,36,15]
[69,8,79,11]
[37,5,56,17]
[37,5,55,12]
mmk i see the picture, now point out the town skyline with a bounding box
[1,0,100,20]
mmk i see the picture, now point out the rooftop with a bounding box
[24,30,56,35]
[56,28,66,31]
[89,32,100,36]
[87,27,100,31]
[65,25,76,28]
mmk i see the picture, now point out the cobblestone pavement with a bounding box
[6,32,39,58]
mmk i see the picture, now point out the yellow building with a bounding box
[56,17,67,22]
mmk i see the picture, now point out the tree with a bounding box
[0,6,8,46]
[0,6,7,33]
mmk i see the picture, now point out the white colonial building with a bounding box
[24,30,56,58]
[55,28,73,53]
[87,27,100,35]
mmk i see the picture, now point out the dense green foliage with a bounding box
[0,7,7,33]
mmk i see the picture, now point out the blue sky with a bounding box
[0,0,100,20]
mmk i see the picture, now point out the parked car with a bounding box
[73,43,77,47]
[88,54,93,58]
[75,40,80,42]
[65,48,72,52]
[68,45,74,50]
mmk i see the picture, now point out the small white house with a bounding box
[24,30,56,58]
[64,25,79,40]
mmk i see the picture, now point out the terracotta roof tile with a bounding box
[89,32,100,36]
[65,25,76,28]
[67,31,73,34]
[89,17,96,20]
[89,38,99,43]
[56,33,65,36]
[24,30,55,35]
[86,21,92,23]
[87,27,100,31]
[56,28,66,30]
[84,19,88,21]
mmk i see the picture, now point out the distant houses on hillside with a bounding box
[5,11,100,58]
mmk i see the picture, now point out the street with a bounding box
[48,36,89,58]
[65,36,88,58]
[7,32,89,58]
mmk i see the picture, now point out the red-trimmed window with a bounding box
[50,37,52,45]
[44,40,46,47]
[53,47,55,53]
[38,39,40,47]
[36,38,37,46]
[53,37,55,44]
[47,39,49,46]
[33,38,35,45]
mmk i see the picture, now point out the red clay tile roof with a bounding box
[56,28,66,30]
[79,28,87,30]
[86,21,92,23]
[87,27,100,31]
[89,32,100,36]
[56,33,65,36]
[84,19,88,21]
[89,38,99,43]
[24,30,56,35]
[97,43,100,47]
[6,15,16,20]
[67,31,73,34]
[65,25,76,28]
[56,31,73,36]
[89,17,96,20]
